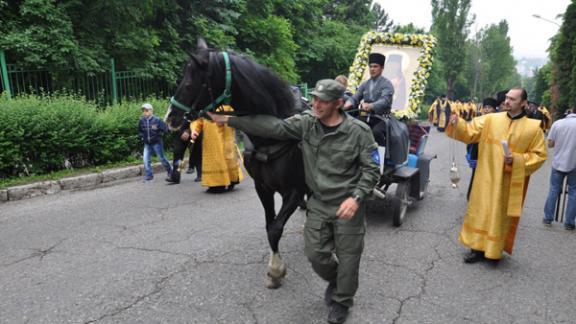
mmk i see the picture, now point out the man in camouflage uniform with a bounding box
[208,79,380,324]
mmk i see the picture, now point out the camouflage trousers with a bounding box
[304,197,366,308]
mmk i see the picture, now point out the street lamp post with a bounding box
[532,14,561,27]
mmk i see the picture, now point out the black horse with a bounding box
[165,39,308,288]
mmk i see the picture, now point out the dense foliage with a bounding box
[463,21,519,100]
[0,0,383,85]
[0,94,170,177]
[1,0,524,102]
[521,2,575,118]
[426,0,520,101]
[549,2,576,115]
[0,0,533,179]
[429,0,474,99]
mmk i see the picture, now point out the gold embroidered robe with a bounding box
[191,106,243,188]
[428,99,439,126]
[436,100,452,132]
[446,112,547,259]
[538,106,552,130]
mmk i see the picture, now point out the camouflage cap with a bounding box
[310,79,345,101]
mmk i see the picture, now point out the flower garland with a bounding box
[347,31,437,120]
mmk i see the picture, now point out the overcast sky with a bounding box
[375,0,570,59]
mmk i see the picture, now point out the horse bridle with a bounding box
[170,51,232,117]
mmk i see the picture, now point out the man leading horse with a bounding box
[208,79,380,324]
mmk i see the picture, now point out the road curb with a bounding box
[0,163,167,204]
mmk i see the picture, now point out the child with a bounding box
[138,103,172,182]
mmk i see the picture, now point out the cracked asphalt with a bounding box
[1,130,575,324]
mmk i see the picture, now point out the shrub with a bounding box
[0,94,174,178]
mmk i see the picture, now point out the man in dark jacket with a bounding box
[138,103,172,182]
[526,101,549,131]
[166,118,202,184]
[343,53,394,145]
[166,120,189,184]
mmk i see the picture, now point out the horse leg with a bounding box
[254,183,283,289]
[265,189,304,288]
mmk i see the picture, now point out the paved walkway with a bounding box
[0,130,574,324]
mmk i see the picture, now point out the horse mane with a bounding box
[206,50,296,119]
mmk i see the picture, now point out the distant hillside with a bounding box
[516,57,547,76]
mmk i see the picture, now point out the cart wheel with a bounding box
[392,181,410,227]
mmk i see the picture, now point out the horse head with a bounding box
[165,38,296,131]
[165,38,219,131]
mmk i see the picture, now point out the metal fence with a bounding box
[297,83,310,100]
[0,51,175,105]
[1,50,311,106]
[115,70,174,104]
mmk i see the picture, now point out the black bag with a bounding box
[384,116,410,165]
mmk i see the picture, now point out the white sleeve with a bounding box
[548,123,557,141]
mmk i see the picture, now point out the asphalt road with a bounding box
[1,129,574,324]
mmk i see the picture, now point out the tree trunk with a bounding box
[447,76,455,100]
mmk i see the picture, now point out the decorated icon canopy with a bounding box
[347,31,437,120]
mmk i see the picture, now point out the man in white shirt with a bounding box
[543,105,576,230]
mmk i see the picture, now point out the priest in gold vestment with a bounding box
[446,88,547,263]
[429,95,452,131]
[190,105,243,193]
[428,97,440,126]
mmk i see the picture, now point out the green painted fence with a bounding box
[0,50,174,105]
[0,50,311,107]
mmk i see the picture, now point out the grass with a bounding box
[1,132,243,190]
[0,153,176,189]
[0,158,140,189]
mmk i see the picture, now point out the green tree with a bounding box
[533,63,552,106]
[455,19,518,101]
[393,23,427,34]
[372,3,394,32]
[298,20,366,84]
[287,0,378,84]
[430,0,474,99]
[0,0,85,69]
[323,0,375,24]
[0,0,381,92]
[522,69,537,101]
[549,1,576,114]
[235,0,298,82]
[477,21,517,97]
[0,0,244,80]
[460,33,481,100]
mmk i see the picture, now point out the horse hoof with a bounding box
[265,273,282,289]
[268,265,287,279]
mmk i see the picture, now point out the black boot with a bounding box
[463,249,485,263]
[327,302,349,324]
[227,181,239,191]
[166,169,181,184]
[324,281,336,306]
[485,257,501,267]
[206,186,226,194]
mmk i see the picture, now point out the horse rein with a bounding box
[170,51,233,119]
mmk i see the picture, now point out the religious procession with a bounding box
[1,1,576,324]
[428,94,553,132]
